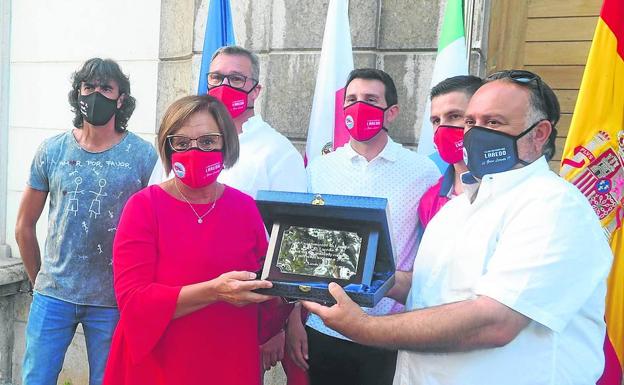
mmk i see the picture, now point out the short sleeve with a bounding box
[28,142,50,192]
[113,188,182,363]
[474,190,612,332]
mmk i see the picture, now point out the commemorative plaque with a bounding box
[277,225,362,280]
[255,191,396,307]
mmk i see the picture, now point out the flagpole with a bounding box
[197,0,235,95]
[464,0,475,74]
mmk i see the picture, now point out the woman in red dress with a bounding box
[103,95,281,385]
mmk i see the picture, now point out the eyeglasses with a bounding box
[485,70,558,125]
[167,134,223,152]
[207,72,258,89]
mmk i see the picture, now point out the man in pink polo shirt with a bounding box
[417,75,483,229]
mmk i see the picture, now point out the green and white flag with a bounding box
[417,0,468,170]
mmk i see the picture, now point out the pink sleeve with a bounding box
[248,202,294,344]
[417,178,448,231]
[113,189,182,364]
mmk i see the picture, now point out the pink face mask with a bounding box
[171,149,223,189]
[208,85,251,118]
[433,125,465,164]
[343,101,386,142]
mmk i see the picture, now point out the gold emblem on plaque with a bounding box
[311,194,325,206]
[298,285,312,293]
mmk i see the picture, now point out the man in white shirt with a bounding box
[302,70,613,385]
[150,46,306,199]
[286,68,439,385]
[207,46,306,198]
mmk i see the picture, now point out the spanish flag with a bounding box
[560,0,624,383]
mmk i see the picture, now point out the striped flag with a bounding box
[559,1,624,383]
[416,0,468,171]
[305,0,354,165]
[197,0,235,95]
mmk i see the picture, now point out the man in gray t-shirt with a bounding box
[15,58,157,385]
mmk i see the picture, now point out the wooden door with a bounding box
[487,0,602,166]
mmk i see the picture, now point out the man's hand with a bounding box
[286,305,309,370]
[260,329,285,371]
[302,282,369,341]
[385,270,412,304]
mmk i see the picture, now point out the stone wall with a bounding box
[159,0,488,153]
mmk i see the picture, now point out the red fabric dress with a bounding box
[103,185,276,385]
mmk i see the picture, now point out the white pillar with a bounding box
[0,0,12,259]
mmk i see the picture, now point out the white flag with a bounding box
[417,0,468,170]
[305,0,354,165]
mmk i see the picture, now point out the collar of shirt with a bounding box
[439,165,456,198]
[342,137,400,164]
[465,156,550,203]
[240,114,265,136]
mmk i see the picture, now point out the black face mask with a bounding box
[462,120,542,179]
[78,92,118,126]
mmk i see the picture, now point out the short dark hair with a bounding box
[486,70,561,160]
[344,68,398,107]
[157,95,239,175]
[430,75,483,100]
[211,45,260,80]
[68,58,135,132]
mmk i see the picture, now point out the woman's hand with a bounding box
[260,330,285,371]
[174,271,273,318]
[210,271,273,307]
[286,304,309,370]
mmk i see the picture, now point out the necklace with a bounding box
[174,179,217,224]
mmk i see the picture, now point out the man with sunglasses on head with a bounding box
[289,68,440,385]
[303,69,613,385]
[15,58,157,385]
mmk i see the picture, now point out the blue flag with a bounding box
[197,0,235,95]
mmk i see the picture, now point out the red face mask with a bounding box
[171,149,223,189]
[343,101,386,142]
[433,125,465,164]
[208,85,251,118]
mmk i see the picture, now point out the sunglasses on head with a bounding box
[486,70,558,126]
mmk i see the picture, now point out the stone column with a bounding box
[157,0,194,126]
[0,258,28,385]
[0,0,12,260]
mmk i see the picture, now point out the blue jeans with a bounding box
[22,293,119,385]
